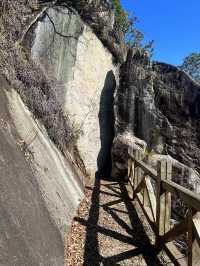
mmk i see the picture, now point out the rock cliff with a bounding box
[31,6,119,178]
[0,1,120,265]
[0,75,84,265]
[1,1,200,265]
[113,49,200,189]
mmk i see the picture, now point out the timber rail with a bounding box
[127,148,200,266]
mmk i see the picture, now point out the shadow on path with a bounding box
[75,180,163,265]
[74,71,162,265]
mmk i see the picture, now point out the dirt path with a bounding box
[65,178,170,266]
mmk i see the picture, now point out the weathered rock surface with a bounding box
[111,131,146,178]
[114,49,200,180]
[39,0,126,62]
[32,7,118,178]
[0,2,121,265]
[0,75,84,266]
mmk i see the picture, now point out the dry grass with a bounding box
[0,0,78,154]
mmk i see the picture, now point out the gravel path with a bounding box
[65,178,170,266]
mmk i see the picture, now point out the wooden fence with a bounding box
[127,148,200,266]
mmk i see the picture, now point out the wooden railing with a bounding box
[127,148,200,266]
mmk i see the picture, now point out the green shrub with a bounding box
[112,0,129,32]
[112,0,154,56]
[180,52,200,83]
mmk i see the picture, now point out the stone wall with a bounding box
[32,7,118,178]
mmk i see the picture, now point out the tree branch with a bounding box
[18,6,48,44]
[44,10,81,40]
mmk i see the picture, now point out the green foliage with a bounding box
[112,0,129,32]
[126,14,143,46]
[125,15,154,57]
[180,52,200,83]
[112,0,154,57]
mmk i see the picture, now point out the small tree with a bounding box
[112,0,129,32]
[180,52,200,83]
[111,0,154,56]
[126,14,143,47]
[126,15,154,57]
[143,40,155,58]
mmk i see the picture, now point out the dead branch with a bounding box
[18,6,48,45]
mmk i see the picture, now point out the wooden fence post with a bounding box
[192,212,200,266]
[156,160,172,246]
[134,150,139,191]
[127,149,135,199]
[187,208,193,266]
[137,150,143,184]
[143,176,150,208]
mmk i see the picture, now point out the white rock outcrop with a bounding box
[32,7,118,178]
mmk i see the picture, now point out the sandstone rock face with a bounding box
[32,7,118,178]
[115,49,200,178]
[0,76,84,265]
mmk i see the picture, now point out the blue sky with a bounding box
[121,0,200,65]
